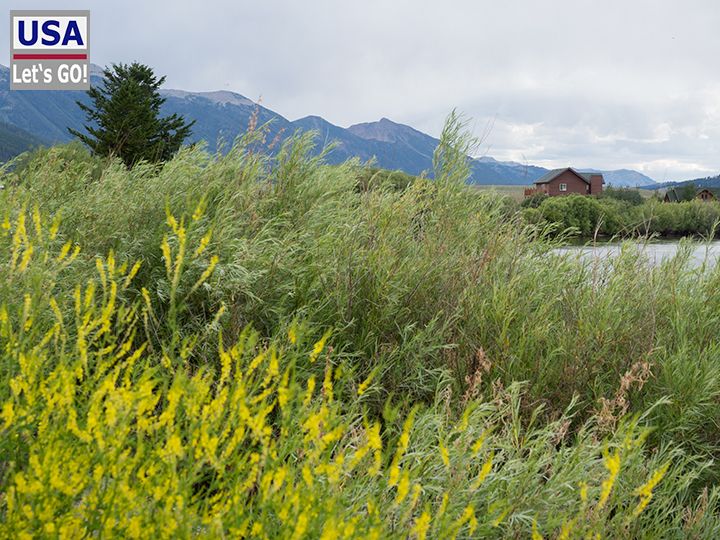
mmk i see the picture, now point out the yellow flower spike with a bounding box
[1,212,9,231]
[389,408,416,487]
[410,483,423,509]
[437,492,450,519]
[491,506,509,528]
[209,303,226,328]
[267,348,279,379]
[18,244,33,272]
[309,329,332,363]
[141,287,154,314]
[32,205,42,239]
[323,364,334,403]
[303,376,316,407]
[633,461,670,517]
[10,209,26,268]
[68,244,81,263]
[457,405,472,433]
[160,235,173,278]
[579,481,588,503]
[190,255,219,293]
[166,207,179,233]
[278,369,290,409]
[412,510,432,540]
[288,323,298,344]
[124,261,142,288]
[557,519,575,540]
[302,465,314,487]
[57,241,71,263]
[174,222,187,275]
[48,297,63,328]
[291,512,308,540]
[21,294,32,327]
[49,214,61,240]
[247,350,266,375]
[1,401,14,429]
[219,335,231,384]
[598,448,621,510]
[439,439,450,469]
[366,421,383,475]
[471,429,490,454]
[105,250,116,278]
[194,229,213,256]
[395,470,410,504]
[532,519,544,540]
[358,370,376,396]
[192,196,207,222]
[94,257,107,292]
[451,505,477,536]
[472,452,494,490]
[467,506,478,535]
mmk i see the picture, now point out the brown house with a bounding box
[525,168,604,197]
[696,188,720,202]
[664,187,720,202]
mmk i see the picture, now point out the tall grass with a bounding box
[1,114,720,536]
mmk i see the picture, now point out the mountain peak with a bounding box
[161,89,255,107]
[348,117,432,144]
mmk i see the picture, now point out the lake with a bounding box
[556,240,720,268]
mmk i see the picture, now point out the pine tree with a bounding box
[69,63,194,167]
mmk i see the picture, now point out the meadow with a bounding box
[1,115,720,537]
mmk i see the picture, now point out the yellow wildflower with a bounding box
[395,470,410,504]
[532,519,544,540]
[557,519,575,540]
[412,510,432,540]
[598,448,621,510]
[471,429,489,454]
[357,370,375,396]
[389,408,416,487]
[439,439,450,469]
[472,452,494,490]
[1,401,14,429]
[309,329,332,363]
[579,481,588,503]
[292,512,308,540]
[633,461,670,516]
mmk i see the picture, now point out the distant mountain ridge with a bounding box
[0,64,659,186]
[0,121,44,161]
[642,174,720,191]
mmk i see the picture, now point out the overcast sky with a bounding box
[5,1,720,181]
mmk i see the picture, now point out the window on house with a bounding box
[559,183,567,192]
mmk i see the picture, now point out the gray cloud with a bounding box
[3,0,720,180]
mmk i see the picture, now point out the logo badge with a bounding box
[10,10,90,90]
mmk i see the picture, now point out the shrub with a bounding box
[600,186,645,206]
[521,192,548,209]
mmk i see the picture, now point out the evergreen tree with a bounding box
[69,63,194,167]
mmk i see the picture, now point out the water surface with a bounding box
[556,240,720,269]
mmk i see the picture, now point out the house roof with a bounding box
[533,167,605,185]
[663,187,719,202]
[696,188,720,197]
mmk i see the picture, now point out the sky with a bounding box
[4,1,720,181]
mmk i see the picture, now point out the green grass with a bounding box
[1,113,720,537]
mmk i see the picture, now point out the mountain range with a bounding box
[641,174,720,191]
[0,64,660,186]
